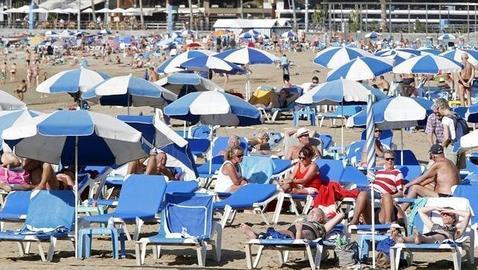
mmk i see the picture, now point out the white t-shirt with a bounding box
[442,116,456,141]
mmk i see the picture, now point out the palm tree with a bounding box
[380,0,387,32]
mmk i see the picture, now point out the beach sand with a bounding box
[0,49,475,269]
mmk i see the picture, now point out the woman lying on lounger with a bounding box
[240,208,344,241]
[127,151,177,180]
[392,206,471,244]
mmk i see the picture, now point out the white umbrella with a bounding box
[82,8,93,13]
[97,8,112,13]
[111,8,126,14]
[32,7,49,13]
[49,8,67,14]
[0,90,26,111]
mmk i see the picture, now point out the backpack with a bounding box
[447,113,469,149]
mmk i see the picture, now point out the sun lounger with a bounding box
[214,184,278,228]
[390,197,475,270]
[0,191,31,231]
[317,105,364,128]
[0,190,75,261]
[81,174,167,241]
[186,138,211,158]
[240,156,275,184]
[361,129,393,148]
[135,193,222,267]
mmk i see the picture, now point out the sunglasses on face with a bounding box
[374,130,381,133]
[236,154,244,158]
[385,157,395,161]
[298,156,307,160]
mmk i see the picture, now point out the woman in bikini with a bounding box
[392,206,471,244]
[240,208,345,241]
[279,145,321,195]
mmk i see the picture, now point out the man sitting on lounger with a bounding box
[285,128,322,160]
[401,144,459,212]
[240,208,344,241]
[127,151,177,180]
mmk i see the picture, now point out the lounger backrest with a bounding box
[340,166,367,187]
[453,183,478,225]
[414,197,473,234]
[24,190,75,232]
[315,159,345,182]
[360,129,393,147]
[316,134,333,150]
[189,124,211,139]
[214,184,277,209]
[186,138,211,155]
[1,191,31,217]
[116,175,167,215]
[335,105,364,117]
[160,193,214,238]
[240,156,274,184]
[395,165,422,182]
[117,115,156,153]
[211,136,248,158]
[345,140,365,166]
[393,150,420,166]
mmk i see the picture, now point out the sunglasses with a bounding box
[385,157,395,161]
[299,134,309,138]
[374,130,381,133]
[298,156,307,160]
[236,154,244,158]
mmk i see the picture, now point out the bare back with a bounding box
[434,158,459,194]
[460,62,474,81]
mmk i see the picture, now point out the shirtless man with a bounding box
[400,144,459,211]
[284,127,322,160]
[148,67,159,82]
[457,53,475,107]
[373,76,390,95]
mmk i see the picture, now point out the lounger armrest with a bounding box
[394,198,416,204]
[348,223,402,234]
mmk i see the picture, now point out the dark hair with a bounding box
[299,145,315,159]
[383,150,395,158]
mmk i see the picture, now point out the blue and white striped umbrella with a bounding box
[82,74,177,108]
[180,56,246,74]
[375,48,419,58]
[2,110,146,166]
[393,54,462,75]
[314,46,372,69]
[0,110,39,151]
[239,31,259,40]
[164,91,262,126]
[281,31,296,39]
[418,47,441,55]
[346,96,432,129]
[0,90,26,111]
[295,79,387,105]
[156,50,215,74]
[438,33,456,41]
[215,47,279,65]
[440,48,478,66]
[36,67,110,93]
[326,56,394,82]
[465,104,478,123]
[375,49,417,66]
[155,73,224,97]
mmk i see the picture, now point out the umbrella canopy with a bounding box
[164,91,262,126]
[313,46,372,69]
[82,74,177,108]
[62,8,78,13]
[111,8,126,13]
[438,33,456,41]
[296,79,387,105]
[375,49,417,66]
[465,104,478,123]
[155,73,224,97]
[326,56,394,82]
[49,8,67,14]
[346,96,432,129]
[239,32,257,40]
[96,8,112,13]
[418,47,441,55]
[37,67,110,94]
[2,110,146,166]
[460,130,478,148]
[82,8,93,13]
[32,7,49,13]
[365,31,381,39]
[440,49,478,66]
[215,47,278,65]
[180,56,245,74]
[156,50,215,74]
[0,110,39,150]
[393,55,462,75]
[0,90,26,110]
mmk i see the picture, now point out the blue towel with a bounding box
[407,197,428,235]
[240,156,274,184]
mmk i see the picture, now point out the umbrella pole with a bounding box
[208,125,213,174]
[183,121,187,138]
[401,128,404,164]
[74,136,79,258]
[365,94,376,269]
[341,103,344,154]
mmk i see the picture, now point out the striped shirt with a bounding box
[371,169,404,195]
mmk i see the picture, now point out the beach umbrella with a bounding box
[156,50,215,74]
[392,55,462,75]
[165,90,262,172]
[375,49,417,66]
[0,110,39,151]
[438,33,456,41]
[110,8,126,14]
[32,7,49,13]
[180,56,246,74]
[326,56,394,82]
[281,31,296,39]
[460,130,478,149]
[239,32,256,40]
[49,8,67,14]
[36,66,110,94]
[465,104,478,123]
[96,8,112,13]
[155,73,224,97]
[440,48,478,66]
[365,31,381,39]
[62,8,78,14]
[0,90,26,111]
[418,47,441,56]
[215,47,279,100]
[82,8,93,13]
[2,110,146,257]
[313,46,372,69]
[82,74,177,112]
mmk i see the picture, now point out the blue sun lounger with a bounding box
[81,174,167,241]
[0,190,75,261]
[136,193,222,267]
[0,191,31,231]
[214,184,278,228]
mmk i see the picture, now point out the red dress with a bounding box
[292,163,322,193]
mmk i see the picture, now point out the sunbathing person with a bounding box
[248,131,271,155]
[215,146,248,193]
[285,127,321,160]
[240,208,344,241]
[359,128,385,167]
[127,151,177,180]
[279,145,322,195]
[23,158,74,190]
[401,144,459,212]
[392,206,471,244]
[218,135,241,157]
[350,150,405,225]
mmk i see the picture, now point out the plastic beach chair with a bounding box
[360,129,393,148]
[390,197,475,270]
[214,184,278,228]
[135,193,222,267]
[317,105,364,128]
[0,191,31,231]
[0,190,75,262]
[81,174,167,241]
[240,156,274,184]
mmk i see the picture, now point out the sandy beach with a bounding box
[0,47,475,269]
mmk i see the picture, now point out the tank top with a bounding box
[215,161,242,193]
[293,162,322,190]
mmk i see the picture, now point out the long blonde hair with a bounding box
[224,146,244,161]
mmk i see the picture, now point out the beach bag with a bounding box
[447,113,469,151]
[0,167,30,185]
[334,236,359,267]
[375,237,396,269]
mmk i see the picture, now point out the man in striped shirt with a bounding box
[350,150,404,225]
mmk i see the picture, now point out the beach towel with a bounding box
[312,181,359,218]
[407,197,428,235]
[240,156,274,184]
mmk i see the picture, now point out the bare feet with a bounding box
[240,223,258,239]
[0,182,12,192]
[413,229,425,244]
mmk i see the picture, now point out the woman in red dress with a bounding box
[279,145,321,194]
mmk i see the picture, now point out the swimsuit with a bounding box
[286,221,326,240]
[424,223,456,240]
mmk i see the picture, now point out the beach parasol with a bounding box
[313,46,372,69]
[326,56,394,81]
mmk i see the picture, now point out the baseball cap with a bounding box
[429,144,444,155]
[295,127,310,138]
